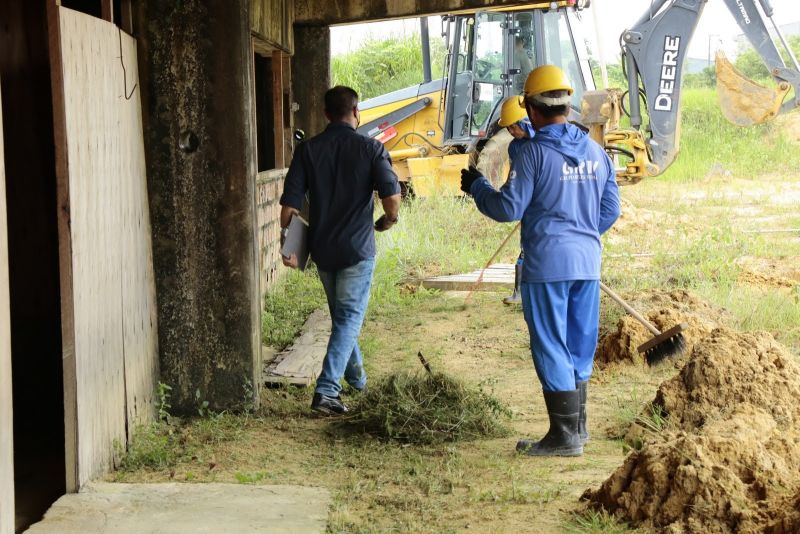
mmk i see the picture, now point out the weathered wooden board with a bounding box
[251,0,294,54]
[50,6,158,487]
[0,80,16,534]
[264,309,330,386]
[421,264,516,291]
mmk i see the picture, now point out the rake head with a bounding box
[638,323,688,366]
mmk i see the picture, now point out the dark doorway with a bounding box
[254,52,276,172]
[0,1,66,531]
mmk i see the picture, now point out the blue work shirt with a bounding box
[280,122,400,271]
[472,122,620,283]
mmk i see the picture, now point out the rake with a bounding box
[599,281,687,366]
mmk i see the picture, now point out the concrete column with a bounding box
[292,25,330,138]
[135,0,260,413]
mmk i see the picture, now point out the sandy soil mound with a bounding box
[654,327,800,429]
[586,328,800,532]
[585,407,800,533]
[735,256,800,289]
[764,490,800,534]
[595,290,724,367]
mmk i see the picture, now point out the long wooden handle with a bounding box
[464,221,522,305]
[599,281,661,336]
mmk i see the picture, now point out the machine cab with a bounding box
[442,5,595,144]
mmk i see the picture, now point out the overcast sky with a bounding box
[330,0,800,63]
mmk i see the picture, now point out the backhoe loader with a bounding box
[354,0,800,194]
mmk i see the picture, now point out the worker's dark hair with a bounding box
[325,85,359,121]
[525,90,570,119]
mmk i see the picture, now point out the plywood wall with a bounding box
[0,80,15,534]
[252,0,294,54]
[49,6,158,488]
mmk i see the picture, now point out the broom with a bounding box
[599,281,686,365]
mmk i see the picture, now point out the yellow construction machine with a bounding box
[355,0,800,194]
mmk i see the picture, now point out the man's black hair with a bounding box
[325,86,359,121]
[525,90,570,119]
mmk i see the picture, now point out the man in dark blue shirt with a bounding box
[280,85,401,415]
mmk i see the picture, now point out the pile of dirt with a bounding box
[735,256,800,289]
[653,328,800,429]
[585,328,800,532]
[587,407,800,532]
[595,290,724,367]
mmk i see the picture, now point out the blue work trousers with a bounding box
[315,257,375,397]
[520,280,600,392]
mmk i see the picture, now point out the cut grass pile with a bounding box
[339,370,512,444]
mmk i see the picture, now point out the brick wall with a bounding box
[256,169,287,302]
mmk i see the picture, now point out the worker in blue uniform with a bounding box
[461,65,620,456]
[496,96,535,305]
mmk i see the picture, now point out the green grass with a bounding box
[336,370,511,444]
[116,413,249,472]
[261,267,326,350]
[661,88,800,182]
[563,509,638,533]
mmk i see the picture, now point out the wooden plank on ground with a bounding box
[50,6,158,487]
[0,79,16,534]
[421,263,516,291]
[264,309,330,386]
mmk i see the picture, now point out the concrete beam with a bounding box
[295,0,544,25]
[135,0,261,413]
[292,25,330,138]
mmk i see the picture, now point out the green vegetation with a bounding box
[564,508,638,533]
[661,87,800,181]
[338,370,511,444]
[116,413,249,472]
[332,34,448,100]
[734,35,800,83]
[262,267,326,350]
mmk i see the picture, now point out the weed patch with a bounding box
[563,508,637,533]
[337,371,511,444]
[262,268,326,350]
[116,413,249,472]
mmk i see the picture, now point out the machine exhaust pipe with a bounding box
[421,17,432,83]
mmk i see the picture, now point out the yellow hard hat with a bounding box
[497,96,527,127]
[523,64,574,98]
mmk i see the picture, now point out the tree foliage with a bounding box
[734,34,800,82]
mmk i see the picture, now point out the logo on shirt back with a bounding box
[561,160,600,182]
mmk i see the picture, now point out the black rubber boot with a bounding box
[577,380,589,445]
[503,262,523,305]
[516,390,583,457]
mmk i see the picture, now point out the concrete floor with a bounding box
[25,482,330,534]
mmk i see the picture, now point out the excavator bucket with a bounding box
[716,51,791,127]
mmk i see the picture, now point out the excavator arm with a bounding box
[599,0,800,183]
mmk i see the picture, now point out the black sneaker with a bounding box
[311,393,349,415]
